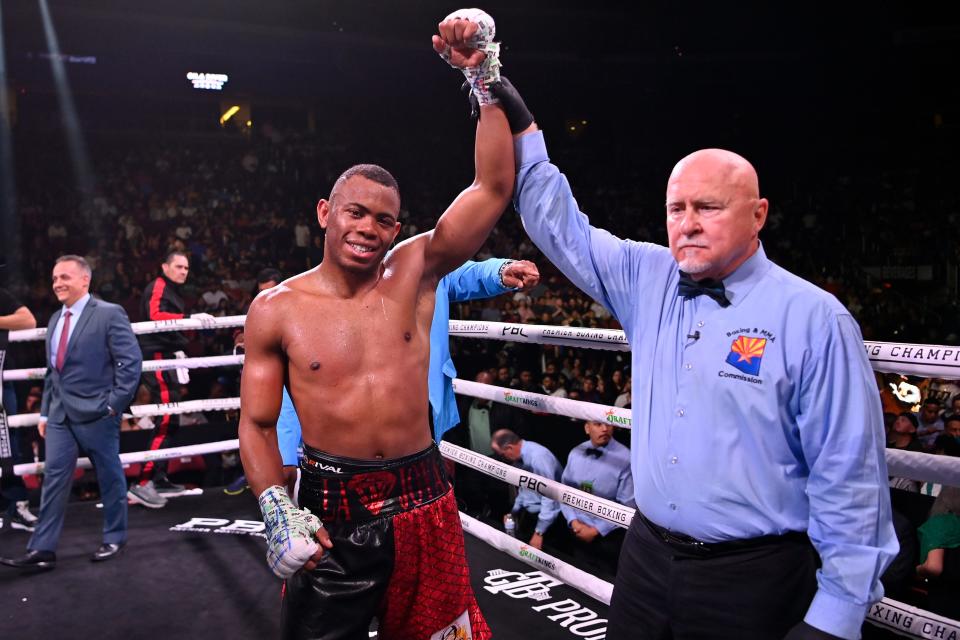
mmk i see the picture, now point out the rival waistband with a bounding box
[299,442,449,523]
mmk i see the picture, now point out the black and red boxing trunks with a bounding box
[282,442,490,640]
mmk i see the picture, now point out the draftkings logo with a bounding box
[518,546,558,572]
[603,409,630,427]
[503,391,540,409]
[483,570,607,639]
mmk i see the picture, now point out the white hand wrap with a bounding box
[258,484,323,579]
[437,8,501,105]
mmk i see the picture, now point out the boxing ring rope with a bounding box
[5,315,246,343]
[2,354,245,382]
[11,438,239,477]
[8,316,960,377]
[5,317,960,637]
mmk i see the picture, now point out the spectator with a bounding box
[917,398,945,450]
[491,429,562,551]
[561,420,633,578]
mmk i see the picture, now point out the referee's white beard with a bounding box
[677,257,712,276]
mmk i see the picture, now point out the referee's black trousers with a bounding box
[607,515,819,639]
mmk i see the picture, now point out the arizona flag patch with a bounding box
[725,336,767,376]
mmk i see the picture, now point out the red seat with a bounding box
[167,455,206,474]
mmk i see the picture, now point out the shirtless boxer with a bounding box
[239,11,509,640]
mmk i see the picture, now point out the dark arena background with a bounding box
[1,2,959,639]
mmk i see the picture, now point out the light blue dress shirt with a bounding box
[513,439,562,533]
[49,293,91,369]
[514,130,897,639]
[275,260,510,464]
[561,439,634,537]
[277,387,301,467]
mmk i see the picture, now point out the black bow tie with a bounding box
[677,271,730,307]
[585,447,603,458]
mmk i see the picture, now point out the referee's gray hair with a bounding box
[55,254,92,277]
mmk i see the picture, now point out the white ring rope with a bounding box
[7,314,246,342]
[459,511,615,605]
[449,320,629,352]
[6,397,240,428]
[12,438,238,477]
[2,354,245,382]
[452,378,633,427]
[885,449,960,488]
[7,316,960,379]
[6,380,960,487]
[441,441,634,530]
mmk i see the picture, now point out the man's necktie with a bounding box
[55,310,72,372]
[677,271,730,307]
[585,447,603,458]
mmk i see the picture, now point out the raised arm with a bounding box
[423,14,515,278]
[424,106,513,278]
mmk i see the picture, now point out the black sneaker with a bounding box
[9,501,38,532]
[223,475,248,496]
[153,474,188,497]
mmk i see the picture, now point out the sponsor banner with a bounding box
[169,516,265,538]
[449,320,629,352]
[867,599,960,639]
[441,443,634,530]
[452,380,632,428]
[865,341,960,379]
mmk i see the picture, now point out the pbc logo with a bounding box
[519,475,547,494]
[501,326,528,338]
[725,336,766,376]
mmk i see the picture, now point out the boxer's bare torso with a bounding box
[248,243,437,460]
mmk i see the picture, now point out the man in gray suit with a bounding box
[1,255,141,570]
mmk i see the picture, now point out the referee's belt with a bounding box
[637,511,808,555]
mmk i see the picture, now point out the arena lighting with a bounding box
[187,71,228,90]
[37,0,96,226]
[0,0,20,281]
[219,105,240,125]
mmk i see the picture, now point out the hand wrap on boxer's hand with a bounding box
[437,8,501,106]
[258,484,323,579]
